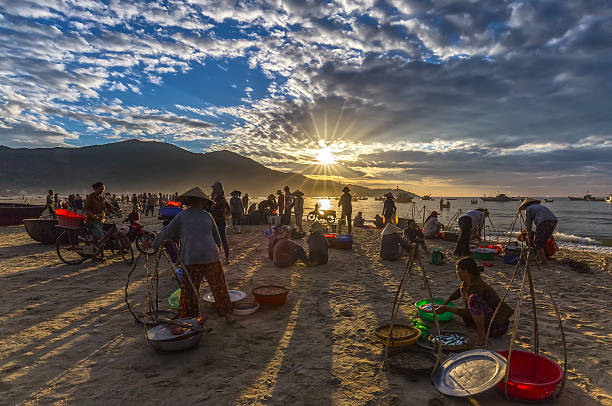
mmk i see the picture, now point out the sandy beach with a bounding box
[1,214,611,405]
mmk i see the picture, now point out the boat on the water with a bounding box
[544,198,554,203]
[0,203,46,226]
[605,194,612,203]
[421,194,432,200]
[481,193,520,202]
[374,196,384,201]
[23,218,60,244]
[568,193,604,201]
[395,192,414,203]
[358,197,368,201]
[470,199,478,204]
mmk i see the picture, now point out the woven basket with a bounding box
[375,324,422,348]
[427,331,470,352]
[388,348,438,376]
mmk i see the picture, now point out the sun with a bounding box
[317,147,336,165]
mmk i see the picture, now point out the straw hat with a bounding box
[292,189,304,197]
[342,186,350,192]
[382,223,402,236]
[519,197,541,210]
[384,192,394,199]
[230,190,241,196]
[177,187,213,204]
[310,221,323,233]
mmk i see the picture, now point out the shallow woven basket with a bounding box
[388,348,438,376]
[252,285,289,306]
[427,331,470,352]
[375,324,422,348]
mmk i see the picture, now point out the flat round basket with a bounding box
[252,286,288,296]
[388,349,438,376]
[428,331,470,352]
[375,324,422,348]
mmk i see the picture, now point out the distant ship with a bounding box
[374,196,384,201]
[568,192,604,201]
[605,194,612,203]
[421,194,432,200]
[358,197,368,200]
[481,193,520,202]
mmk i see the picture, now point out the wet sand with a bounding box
[0,213,610,405]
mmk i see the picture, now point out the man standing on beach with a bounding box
[338,186,353,234]
[283,186,293,225]
[46,189,56,218]
[84,182,117,262]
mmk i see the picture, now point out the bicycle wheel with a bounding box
[117,234,134,265]
[135,232,157,254]
[307,213,316,221]
[56,229,91,265]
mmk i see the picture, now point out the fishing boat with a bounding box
[421,194,432,200]
[374,196,384,201]
[481,193,520,202]
[544,198,554,203]
[23,218,60,244]
[470,199,478,205]
[352,195,359,202]
[0,203,46,226]
[395,192,414,203]
[568,192,605,201]
[605,194,612,203]
[358,197,368,201]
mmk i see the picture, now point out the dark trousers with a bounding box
[214,216,230,258]
[145,205,154,216]
[454,216,472,256]
[231,213,241,226]
[341,212,352,233]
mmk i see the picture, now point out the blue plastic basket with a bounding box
[160,206,183,218]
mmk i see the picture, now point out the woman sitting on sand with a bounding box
[423,211,444,238]
[353,212,366,228]
[436,257,513,345]
[380,223,410,261]
[146,187,234,323]
[307,222,328,266]
[272,226,310,267]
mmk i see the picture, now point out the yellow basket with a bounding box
[375,324,422,348]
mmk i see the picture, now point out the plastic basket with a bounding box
[56,209,85,228]
[415,299,456,322]
[160,206,183,218]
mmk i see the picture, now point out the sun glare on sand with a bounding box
[317,147,336,165]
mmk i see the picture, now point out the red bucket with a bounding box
[325,233,337,248]
[496,350,563,401]
[56,209,85,228]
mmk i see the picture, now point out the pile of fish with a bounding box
[420,303,440,313]
[429,332,468,347]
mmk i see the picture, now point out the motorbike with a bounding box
[119,219,156,254]
[306,206,336,223]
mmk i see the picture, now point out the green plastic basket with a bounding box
[415,299,456,322]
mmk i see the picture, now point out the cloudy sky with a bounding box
[1,0,611,196]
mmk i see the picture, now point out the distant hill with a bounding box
[0,140,419,198]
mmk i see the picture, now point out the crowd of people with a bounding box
[48,180,558,342]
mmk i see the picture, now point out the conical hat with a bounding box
[382,223,402,236]
[519,197,541,210]
[292,189,304,196]
[177,187,213,204]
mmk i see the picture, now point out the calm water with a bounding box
[302,197,612,250]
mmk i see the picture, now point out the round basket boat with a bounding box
[252,285,289,306]
[374,324,421,348]
[23,218,60,244]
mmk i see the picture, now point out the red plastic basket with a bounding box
[56,209,85,228]
[496,350,563,401]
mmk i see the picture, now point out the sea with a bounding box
[3,194,611,253]
[302,197,612,253]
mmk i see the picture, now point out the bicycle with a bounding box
[55,214,134,265]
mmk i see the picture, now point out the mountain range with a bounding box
[0,140,418,198]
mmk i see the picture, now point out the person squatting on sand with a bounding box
[147,187,234,323]
[84,181,119,262]
[338,186,353,234]
[272,225,310,267]
[520,198,558,266]
[353,211,366,228]
[211,181,231,264]
[423,211,444,238]
[454,208,488,257]
[307,222,328,266]
[380,223,411,261]
[436,257,513,346]
[229,190,244,233]
[403,219,429,259]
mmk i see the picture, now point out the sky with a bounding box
[0,0,611,196]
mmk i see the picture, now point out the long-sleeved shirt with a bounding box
[229,196,244,214]
[292,196,304,214]
[448,277,514,325]
[383,199,396,217]
[307,232,328,265]
[380,233,410,260]
[525,204,557,232]
[284,192,293,213]
[462,209,485,231]
[212,194,230,220]
[423,217,442,237]
[152,207,221,265]
[338,193,352,215]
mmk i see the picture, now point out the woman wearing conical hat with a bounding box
[380,223,411,261]
[147,187,233,323]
